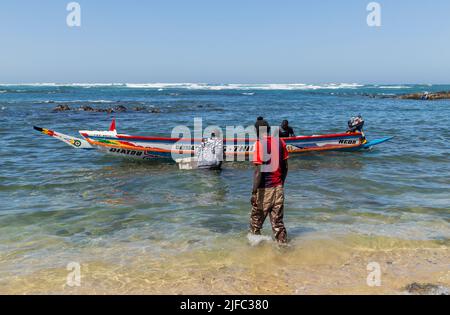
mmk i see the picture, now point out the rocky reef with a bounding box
[404,283,449,295]
[52,104,71,112]
[398,91,450,100]
[52,104,161,113]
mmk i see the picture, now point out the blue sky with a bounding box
[1,0,449,83]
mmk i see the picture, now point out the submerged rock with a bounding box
[80,105,95,112]
[405,283,449,295]
[95,108,114,114]
[51,104,161,113]
[52,104,71,112]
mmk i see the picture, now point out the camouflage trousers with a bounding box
[250,186,287,243]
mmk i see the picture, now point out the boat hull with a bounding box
[80,131,367,161]
[34,124,392,162]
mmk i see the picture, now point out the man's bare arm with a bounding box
[251,165,262,206]
[252,165,262,195]
[281,159,288,185]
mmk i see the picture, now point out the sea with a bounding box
[0,83,449,294]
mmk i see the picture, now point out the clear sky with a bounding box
[1,0,449,84]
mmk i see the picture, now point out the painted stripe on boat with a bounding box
[82,133,361,144]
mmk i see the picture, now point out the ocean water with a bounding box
[0,83,449,293]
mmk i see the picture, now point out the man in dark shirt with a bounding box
[279,120,295,138]
[250,118,289,244]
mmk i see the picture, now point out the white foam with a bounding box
[247,233,273,246]
[125,83,191,89]
[42,99,115,104]
[124,82,364,90]
[69,83,124,87]
[1,82,423,91]
[0,83,125,88]
[378,85,411,89]
[75,99,115,103]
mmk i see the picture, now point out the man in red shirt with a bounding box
[250,117,289,244]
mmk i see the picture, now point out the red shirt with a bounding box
[253,136,289,188]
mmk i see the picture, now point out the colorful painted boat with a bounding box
[34,119,392,161]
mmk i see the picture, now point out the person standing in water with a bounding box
[279,120,295,138]
[250,117,289,244]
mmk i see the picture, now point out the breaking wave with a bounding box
[0,83,439,92]
[377,85,412,89]
[0,82,366,90]
[0,83,125,88]
[51,99,115,104]
[247,233,273,246]
[124,83,365,90]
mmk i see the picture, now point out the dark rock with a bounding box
[405,283,449,295]
[398,91,450,100]
[114,105,127,112]
[80,105,95,112]
[95,108,114,114]
[52,103,162,114]
[52,104,71,112]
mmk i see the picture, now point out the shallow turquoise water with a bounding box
[0,84,449,279]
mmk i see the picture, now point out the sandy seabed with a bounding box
[1,234,448,295]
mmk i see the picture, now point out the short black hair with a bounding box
[255,118,270,137]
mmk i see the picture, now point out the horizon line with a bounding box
[0,82,446,86]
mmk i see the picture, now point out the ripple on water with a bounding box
[0,86,449,293]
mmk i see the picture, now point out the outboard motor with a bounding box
[347,115,365,133]
[347,115,367,144]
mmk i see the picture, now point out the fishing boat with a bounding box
[33,119,392,161]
